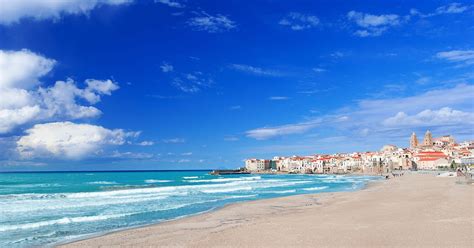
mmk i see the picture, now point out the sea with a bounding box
[0,171,381,247]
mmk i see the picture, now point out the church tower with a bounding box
[410,132,418,148]
[423,130,433,147]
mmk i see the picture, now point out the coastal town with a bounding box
[244,131,474,174]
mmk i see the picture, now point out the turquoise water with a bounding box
[0,171,381,247]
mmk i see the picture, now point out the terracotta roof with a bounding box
[418,158,447,162]
[417,151,445,155]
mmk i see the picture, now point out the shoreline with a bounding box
[61,173,473,247]
[57,176,382,247]
[56,177,383,247]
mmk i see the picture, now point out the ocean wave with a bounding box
[302,186,329,191]
[100,184,157,191]
[261,189,296,194]
[185,176,261,183]
[182,176,199,179]
[10,230,61,245]
[1,180,254,201]
[200,185,252,193]
[86,181,117,185]
[0,195,171,214]
[226,194,258,199]
[1,183,62,188]
[0,213,133,232]
[144,179,172,183]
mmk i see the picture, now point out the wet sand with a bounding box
[61,173,473,247]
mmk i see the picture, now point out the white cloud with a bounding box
[415,76,431,85]
[230,64,282,77]
[383,107,474,127]
[16,122,135,159]
[245,84,474,144]
[268,96,289,100]
[0,49,119,134]
[162,138,185,143]
[279,12,319,31]
[188,11,236,33]
[347,11,401,27]
[312,67,326,73]
[178,159,190,163]
[0,106,41,134]
[0,160,47,167]
[110,150,154,159]
[0,0,131,25]
[330,51,345,58]
[436,50,474,65]
[154,0,184,8]
[246,120,321,140]
[347,11,401,37]
[138,141,154,146]
[435,3,471,14]
[410,3,471,18]
[37,78,118,119]
[0,88,34,109]
[84,79,119,99]
[171,72,213,93]
[181,152,192,156]
[160,62,174,72]
[0,49,55,89]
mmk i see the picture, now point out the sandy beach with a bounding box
[62,173,473,247]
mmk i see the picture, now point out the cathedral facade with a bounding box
[410,130,454,149]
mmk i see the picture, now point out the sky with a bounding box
[0,0,473,171]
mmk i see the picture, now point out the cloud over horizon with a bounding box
[17,121,137,159]
[246,84,474,144]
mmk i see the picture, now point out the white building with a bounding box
[245,159,270,171]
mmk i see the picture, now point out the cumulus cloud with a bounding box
[0,106,41,134]
[16,122,135,159]
[0,49,119,133]
[187,11,236,33]
[230,64,282,77]
[347,11,401,37]
[0,78,119,133]
[0,0,131,25]
[436,50,474,66]
[0,49,55,89]
[279,12,319,31]
[383,107,474,127]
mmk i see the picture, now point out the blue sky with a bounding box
[0,0,473,171]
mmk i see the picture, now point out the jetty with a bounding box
[210,169,250,175]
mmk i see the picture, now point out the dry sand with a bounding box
[61,173,473,248]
